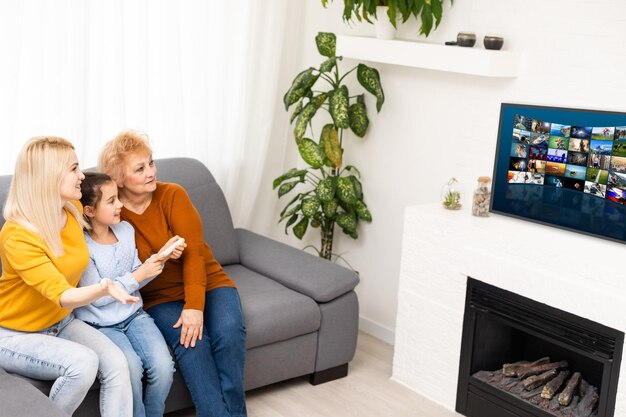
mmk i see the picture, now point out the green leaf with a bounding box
[336,212,357,233]
[431,0,443,27]
[298,138,324,168]
[293,217,309,239]
[349,94,369,137]
[420,5,434,36]
[280,202,302,221]
[315,32,336,57]
[284,214,298,234]
[329,86,350,129]
[336,176,358,204]
[320,124,343,168]
[322,199,339,219]
[349,175,363,199]
[294,93,327,141]
[279,193,302,217]
[284,68,319,111]
[290,100,303,124]
[316,177,337,202]
[355,200,372,222]
[357,64,385,112]
[301,197,321,217]
[319,57,340,73]
[273,168,306,189]
[278,180,300,198]
[310,217,321,228]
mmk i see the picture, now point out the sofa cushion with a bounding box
[224,264,321,349]
[156,157,240,266]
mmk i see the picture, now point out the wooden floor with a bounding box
[168,332,461,417]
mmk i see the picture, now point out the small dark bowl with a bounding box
[483,36,504,50]
[457,32,476,47]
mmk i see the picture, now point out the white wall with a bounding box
[247,0,626,344]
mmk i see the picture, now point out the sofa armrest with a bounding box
[235,229,359,302]
[0,369,69,417]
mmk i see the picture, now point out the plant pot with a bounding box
[373,6,395,40]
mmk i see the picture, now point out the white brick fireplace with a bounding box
[392,204,626,416]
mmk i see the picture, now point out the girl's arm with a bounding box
[60,278,138,310]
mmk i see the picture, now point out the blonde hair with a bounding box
[4,136,87,257]
[99,130,153,185]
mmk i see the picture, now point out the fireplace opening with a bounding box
[456,278,624,417]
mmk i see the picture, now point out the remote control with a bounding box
[160,237,185,258]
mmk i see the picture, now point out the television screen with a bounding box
[491,103,626,244]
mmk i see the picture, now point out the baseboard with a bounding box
[359,316,395,345]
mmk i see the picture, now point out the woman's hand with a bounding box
[100,278,139,305]
[169,241,186,260]
[173,308,203,348]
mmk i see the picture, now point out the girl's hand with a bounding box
[173,309,203,348]
[100,278,139,304]
[141,255,165,277]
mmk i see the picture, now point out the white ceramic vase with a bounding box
[373,6,395,40]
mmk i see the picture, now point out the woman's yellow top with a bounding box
[0,202,89,331]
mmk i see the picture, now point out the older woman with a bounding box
[99,131,247,417]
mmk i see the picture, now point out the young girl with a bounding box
[75,172,184,417]
[0,136,136,416]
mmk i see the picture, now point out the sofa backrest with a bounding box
[0,157,240,275]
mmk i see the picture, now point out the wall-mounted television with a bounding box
[491,103,626,244]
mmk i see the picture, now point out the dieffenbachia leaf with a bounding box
[349,175,363,199]
[336,176,358,204]
[294,93,327,142]
[279,192,303,217]
[292,217,309,239]
[284,68,319,111]
[336,211,357,234]
[322,198,339,219]
[279,202,301,221]
[355,200,372,222]
[315,32,336,57]
[316,177,337,202]
[301,197,321,217]
[320,124,342,168]
[349,94,369,137]
[278,180,301,198]
[290,100,303,124]
[329,86,350,129]
[298,138,325,168]
[272,168,307,189]
[284,214,298,234]
[319,57,339,73]
[357,64,384,112]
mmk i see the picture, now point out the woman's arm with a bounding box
[60,278,138,310]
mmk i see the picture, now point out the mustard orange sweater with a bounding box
[0,203,89,331]
[121,182,235,311]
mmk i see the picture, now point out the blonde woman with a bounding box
[0,137,135,416]
[100,131,247,417]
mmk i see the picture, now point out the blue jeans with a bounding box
[95,310,175,417]
[147,287,247,417]
[0,314,132,416]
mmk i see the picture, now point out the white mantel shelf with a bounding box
[336,35,519,78]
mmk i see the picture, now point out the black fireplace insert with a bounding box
[456,277,624,417]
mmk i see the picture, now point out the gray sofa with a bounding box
[0,157,360,416]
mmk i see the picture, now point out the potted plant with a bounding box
[273,32,384,261]
[321,0,453,37]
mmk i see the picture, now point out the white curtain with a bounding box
[0,0,302,226]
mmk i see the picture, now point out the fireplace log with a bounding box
[502,356,550,377]
[523,369,558,391]
[558,372,581,406]
[517,360,568,379]
[541,370,570,399]
[520,385,544,399]
[576,384,599,417]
